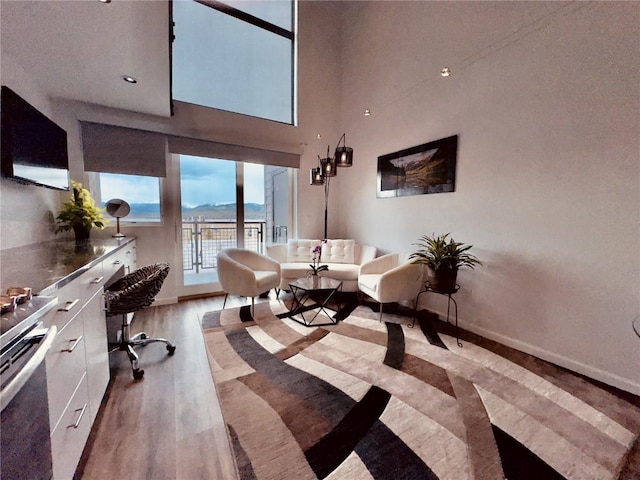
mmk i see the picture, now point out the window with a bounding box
[89,172,162,224]
[172,0,297,124]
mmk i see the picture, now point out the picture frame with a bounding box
[377,135,458,198]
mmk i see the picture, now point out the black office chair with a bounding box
[105,262,174,379]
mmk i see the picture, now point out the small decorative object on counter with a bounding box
[0,295,17,314]
[6,286,32,304]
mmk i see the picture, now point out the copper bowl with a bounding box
[0,295,17,314]
[6,286,32,304]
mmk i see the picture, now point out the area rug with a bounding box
[200,300,640,480]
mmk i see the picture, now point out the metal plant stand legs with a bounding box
[415,284,462,347]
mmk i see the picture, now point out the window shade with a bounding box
[81,122,167,177]
[168,135,300,168]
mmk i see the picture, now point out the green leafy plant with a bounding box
[409,233,481,271]
[55,181,107,235]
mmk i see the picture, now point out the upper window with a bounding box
[172,0,297,125]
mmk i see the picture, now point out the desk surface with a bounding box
[0,236,135,296]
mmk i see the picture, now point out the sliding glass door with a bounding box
[178,155,292,294]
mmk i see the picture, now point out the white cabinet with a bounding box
[50,375,91,480]
[43,238,136,479]
[82,288,109,425]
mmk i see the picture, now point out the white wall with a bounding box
[0,53,66,249]
[332,1,640,393]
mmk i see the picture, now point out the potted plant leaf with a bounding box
[409,233,481,293]
[55,180,107,241]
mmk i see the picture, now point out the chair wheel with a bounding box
[167,345,176,355]
[133,368,144,379]
[140,333,148,340]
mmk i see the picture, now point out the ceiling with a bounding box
[1,0,172,117]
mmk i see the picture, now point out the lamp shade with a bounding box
[320,156,337,177]
[335,146,353,167]
[310,166,324,185]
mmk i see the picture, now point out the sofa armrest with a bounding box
[266,244,288,263]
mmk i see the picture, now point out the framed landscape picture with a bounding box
[377,135,458,198]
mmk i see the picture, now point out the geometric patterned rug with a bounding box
[201,299,640,480]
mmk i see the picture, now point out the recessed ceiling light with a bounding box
[364,109,372,116]
[121,75,137,84]
[99,0,111,3]
[440,67,451,77]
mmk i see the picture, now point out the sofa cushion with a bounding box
[280,263,315,282]
[321,239,355,264]
[287,239,321,263]
[318,263,359,281]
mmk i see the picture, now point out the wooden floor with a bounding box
[76,293,269,480]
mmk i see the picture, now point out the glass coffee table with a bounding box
[288,276,343,326]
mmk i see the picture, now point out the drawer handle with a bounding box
[68,403,88,429]
[113,260,122,265]
[62,336,83,353]
[90,276,104,284]
[58,299,79,312]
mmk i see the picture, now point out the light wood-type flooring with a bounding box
[76,293,263,480]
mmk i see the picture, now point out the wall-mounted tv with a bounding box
[1,85,70,190]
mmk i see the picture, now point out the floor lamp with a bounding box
[310,133,353,238]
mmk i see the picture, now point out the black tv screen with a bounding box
[1,86,69,190]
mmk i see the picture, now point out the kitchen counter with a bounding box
[0,237,136,296]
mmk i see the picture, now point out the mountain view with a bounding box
[106,202,265,221]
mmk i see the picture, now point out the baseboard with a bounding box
[152,296,178,307]
[429,308,640,396]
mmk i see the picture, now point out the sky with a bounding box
[179,155,265,207]
[99,155,265,207]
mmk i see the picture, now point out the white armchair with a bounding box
[217,248,281,315]
[358,253,424,322]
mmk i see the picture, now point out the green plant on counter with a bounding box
[55,181,107,239]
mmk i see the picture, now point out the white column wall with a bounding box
[332,1,639,393]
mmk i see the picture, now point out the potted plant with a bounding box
[409,233,481,293]
[55,180,107,241]
[308,241,329,276]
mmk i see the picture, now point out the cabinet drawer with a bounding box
[43,264,104,330]
[103,245,136,280]
[50,374,91,480]
[46,314,87,430]
[75,263,106,305]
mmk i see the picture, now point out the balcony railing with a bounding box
[182,220,265,274]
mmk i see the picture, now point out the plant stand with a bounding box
[415,283,462,347]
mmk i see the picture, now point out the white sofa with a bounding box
[266,239,377,292]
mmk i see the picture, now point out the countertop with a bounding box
[0,236,136,296]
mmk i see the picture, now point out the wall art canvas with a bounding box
[377,134,458,198]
